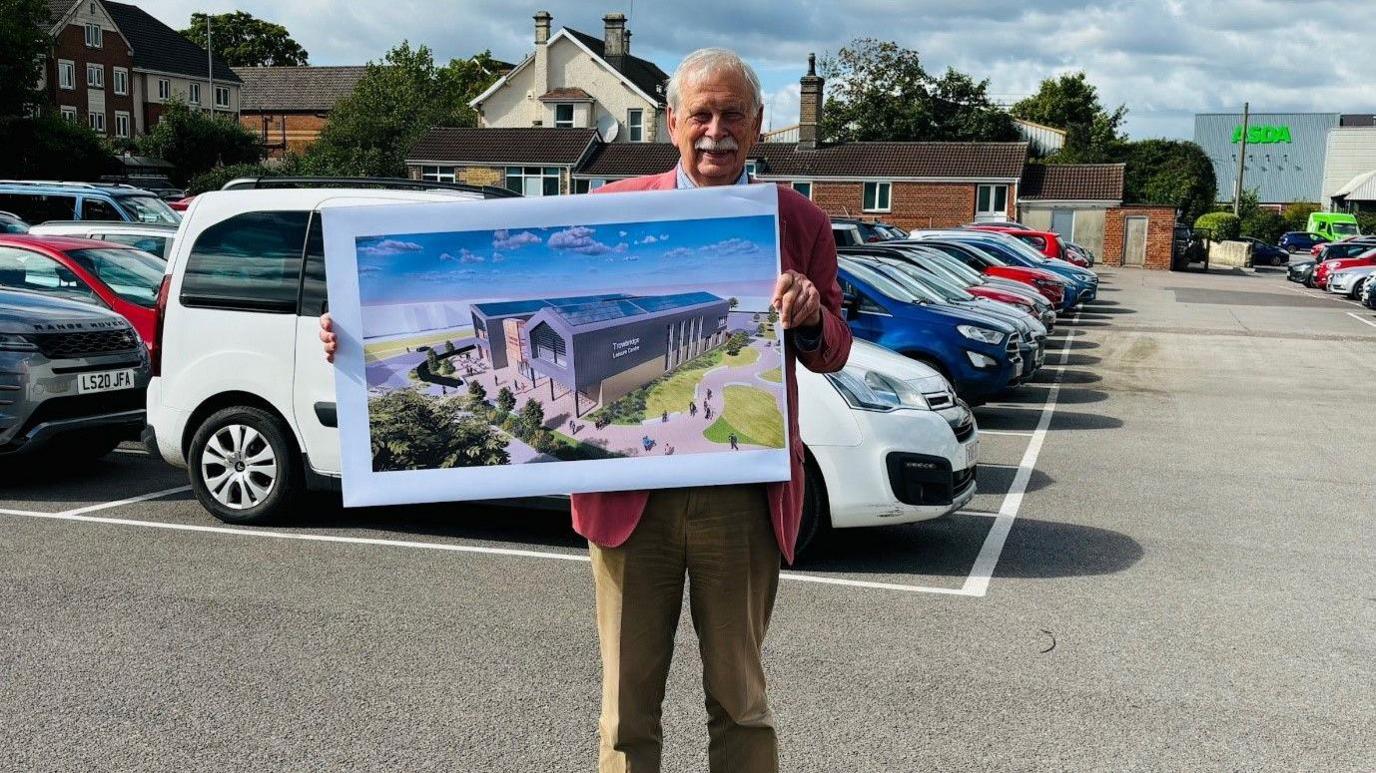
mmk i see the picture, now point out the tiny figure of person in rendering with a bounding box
[662,410,669,423]
[729,433,739,450]
[706,388,713,401]
[689,400,698,417]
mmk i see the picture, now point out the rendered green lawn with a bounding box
[722,346,760,367]
[759,367,782,383]
[704,385,785,448]
[610,350,722,424]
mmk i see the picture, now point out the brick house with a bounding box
[470,11,669,143]
[40,0,241,139]
[234,66,367,157]
[408,127,600,194]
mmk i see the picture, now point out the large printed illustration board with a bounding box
[323,184,789,507]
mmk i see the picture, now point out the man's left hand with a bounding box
[772,270,822,330]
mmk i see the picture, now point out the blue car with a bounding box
[0,181,180,226]
[1239,237,1289,266]
[838,262,1024,402]
[1278,231,1327,254]
[913,232,1096,310]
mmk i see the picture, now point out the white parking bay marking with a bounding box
[977,430,1034,438]
[1345,312,1376,329]
[961,312,1080,598]
[61,486,192,516]
[0,507,46,516]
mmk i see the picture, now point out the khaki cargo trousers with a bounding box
[590,484,781,773]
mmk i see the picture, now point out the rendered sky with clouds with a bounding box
[139,0,1376,139]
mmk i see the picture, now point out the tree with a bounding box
[766,307,779,324]
[1112,140,1217,225]
[437,358,455,376]
[1283,202,1321,233]
[495,386,516,415]
[819,39,1018,143]
[305,43,501,176]
[426,349,439,369]
[444,340,455,355]
[466,379,487,407]
[0,0,50,117]
[728,297,739,309]
[137,102,263,185]
[181,11,308,67]
[520,399,546,434]
[0,115,118,181]
[1011,72,1126,162]
[368,391,509,470]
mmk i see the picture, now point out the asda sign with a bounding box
[1232,125,1292,144]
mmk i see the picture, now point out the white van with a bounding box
[145,182,978,554]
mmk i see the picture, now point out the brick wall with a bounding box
[1103,206,1177,270]
[810,181,979,229]
[240,112,330,157]
[49,23,135,135]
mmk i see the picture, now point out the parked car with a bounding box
[0,235,163,345]
[910,238,1070,309]
[911,230,1097,309]
[832,223,864,247]
[1313,248,1376,290]
[1326,264,1376,299]
[1238,237,1289,266]
[144,179,978,558]
[168,195,197,212]
[969,225,1090,267]
[1287,259,1317,286]
[28,221,178,260]
[832,217,905,243]
[962,220,1032,230]
[0,288,149,458]
[0,211,29,234]
[1279,231,1328,253]
[836,259,1023,401]
[0,181,181,226]
[1064,241,1096,267]
[1315,240,1376,263]
[1363,274,1376,309]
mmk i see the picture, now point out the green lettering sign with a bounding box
[1231,124,1292,144]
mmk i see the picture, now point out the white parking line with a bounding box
[61,486,192,516]
[0,507,45,517]
[960,312,1079,598]
[977,430,1035,438]
[1346,312,1376,329]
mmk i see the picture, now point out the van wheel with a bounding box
[796,458,829,558]
[188,406,299,525]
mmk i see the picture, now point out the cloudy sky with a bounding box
[140,0,1376,139]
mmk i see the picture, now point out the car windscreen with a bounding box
[949,238,1025,266]
[890,262,977,302]
[1332,222,1360,237]
[859,260,947,303]
[100,232,171,259]
[839,259,918,302]
[903,247,986,285]
[64,248,164,306]
[116,195,180,225]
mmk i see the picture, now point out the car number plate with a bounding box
[78,368,136,394]
[965,438,979,468]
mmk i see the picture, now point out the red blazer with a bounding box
[571,168,852,564]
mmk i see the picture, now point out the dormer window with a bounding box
[554,104,574,129]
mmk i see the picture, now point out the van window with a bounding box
[298,213,327,316]
[0,246,101,305]
[99,233,171,259]
[0,193,77,224]
[81,197,122,220]
[181,211,309,312]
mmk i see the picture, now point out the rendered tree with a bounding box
[496,387,516,415]
[369,391,509,470]
[520,399,546,434]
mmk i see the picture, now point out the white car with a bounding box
[28,221,179,260]
[145,183,978,555]
[1326,264,1376,299]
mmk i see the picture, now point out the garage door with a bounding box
[1051,208,1074,238]
[1124,216,1148,267]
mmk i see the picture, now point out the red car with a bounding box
[968,225,1091,267]
[0,235,161,346]
[1314,247,1376,289]
[168,195,197,212]
[916,239,1068,306]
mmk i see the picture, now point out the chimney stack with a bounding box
[534,10,552,45]
[603,13,627,59]
[623,28,631,54]
[798,53,823,150]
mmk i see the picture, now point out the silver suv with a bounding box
[0,289,149,458]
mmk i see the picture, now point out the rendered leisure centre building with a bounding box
[471,291,733,416]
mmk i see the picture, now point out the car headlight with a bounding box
[957,324,1003,344]
[825,366,930,412]
[0,333,38,352]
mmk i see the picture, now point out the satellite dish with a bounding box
[597,113,620,142]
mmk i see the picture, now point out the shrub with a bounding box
[0,115,118,181]
[1240,208,1286,245]
[186,155,303,194]
[1357,212,1376,237]
[136,102,263,186]
[1282,202,1321,233]
[1194,212,1241,241]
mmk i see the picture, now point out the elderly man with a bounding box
[321,48,850,773]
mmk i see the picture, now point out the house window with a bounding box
[60,106,78,123]
[627,109,644,141]
[114,111,130,138]
[58,60,76,90]
[505,167,561,197]
[862,181,892,213]
[554,104,574,128]
[187,83,201,104]
[421,165,456,183]
[86,64,103,89]
[976,184,1009,218]
[88,110,105,132]
[157,79,171,100]
[791,181,812,199]
[214,86,230,108]
[85,23,102,48]
[113,68,128,95]
[573,179,606,194]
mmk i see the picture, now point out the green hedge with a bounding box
[1241,209,1287,245]
[1194,212,1241,241]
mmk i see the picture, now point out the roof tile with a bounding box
[1018,163,1126,201]
[409,127,600,166]
[102,1,240,83]
[234,65,367,112]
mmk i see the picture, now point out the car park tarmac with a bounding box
[2,265,1373,771]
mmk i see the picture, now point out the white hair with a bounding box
[666,48,764,116]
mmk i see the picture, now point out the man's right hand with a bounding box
[319,312,338,363]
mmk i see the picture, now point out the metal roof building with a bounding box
[1193,112,1340,204]
[471,292,732,415]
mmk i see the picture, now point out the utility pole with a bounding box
[1233,101,1249,216]
[206,15,214,118]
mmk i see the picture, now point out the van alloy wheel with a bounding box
[200,424,278,510]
